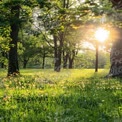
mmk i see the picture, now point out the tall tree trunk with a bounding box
[8,5,20,76]
[108,28,122,77]
[54,35,58,71]
[42,51,46,69]
[54,35,61,72]
[108,1,122,77]
[63,51,68,68]
[23,59,28,69]
[1,63,4,68]
[95,42,98,72]
[68,50,75,69]
[1,52,4,68]
[53,35,62,72]
[53,0,67,71]
[69,57,73,69]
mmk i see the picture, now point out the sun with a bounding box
[95,27,110,43]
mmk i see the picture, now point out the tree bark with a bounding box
[69,58,73,69]
[1,52,4,68]
[68,50,75,69]
[54,35,59,71]
[95,42,98,72]
[8,5,20,76]
[53,35,62,72]
[110,0,122,8]
[108,28,122,77]
[42,51,46,69]
[23,59,29,69]
[63,51,68,68]
[107,1,122,77]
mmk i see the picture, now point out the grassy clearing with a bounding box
[0,69,122,122]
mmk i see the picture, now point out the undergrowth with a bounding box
[0,69,122,122]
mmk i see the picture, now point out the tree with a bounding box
[18,24,53,69]
[63,26,82,69]
[0,2,10,69]
[108,28,122,77]
[1,0,37,75]
[8,3,20,75]
[107,0,122,77]
[18,34,39,69]
[0,2,20,75]
[37,0,69,71]
[37,0,92,71]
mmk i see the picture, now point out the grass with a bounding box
[0,69,122,122]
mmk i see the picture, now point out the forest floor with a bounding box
[0,69,122,122]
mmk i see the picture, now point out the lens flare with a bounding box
[95,28,110,42]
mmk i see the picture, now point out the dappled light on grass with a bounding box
[0,69,122,121]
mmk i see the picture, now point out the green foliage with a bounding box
[3,0,23,7]
[0,0,118,72]
[74,50,110,69]
[0,36,10,52]
[23,0,38,7]
[37,0,51,8]
[18,33,40,60]
[20,5,33,23]
[75,51,95,68]
[0,69,122,121]
[0,0,39,70]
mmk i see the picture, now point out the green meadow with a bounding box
[0,69,122,122]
